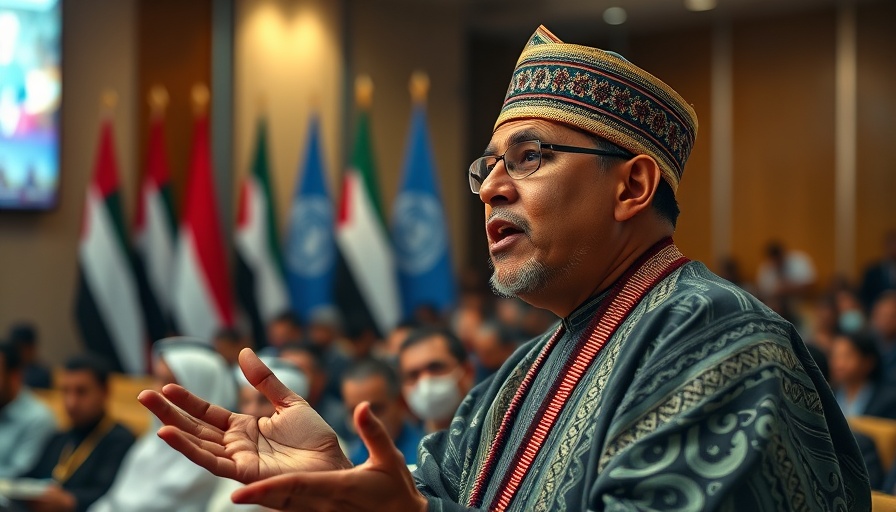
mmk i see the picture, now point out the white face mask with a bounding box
[406,370,463,422]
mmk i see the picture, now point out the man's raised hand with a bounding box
[137,348,352,483]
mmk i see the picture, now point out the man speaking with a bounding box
[139,26,869,511]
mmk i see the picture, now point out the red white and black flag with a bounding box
[74,121,147,374]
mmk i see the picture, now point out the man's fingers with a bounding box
[160,383,233,432]
[239,348,306,408]
[138,390,223,442]
[354,401,405,466]
[156,426,239,480]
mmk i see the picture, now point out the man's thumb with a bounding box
[354,401,404,466]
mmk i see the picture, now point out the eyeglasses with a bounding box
[468,139,633,194]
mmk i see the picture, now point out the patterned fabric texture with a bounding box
[494,25,698,193]
[414,260,871,511]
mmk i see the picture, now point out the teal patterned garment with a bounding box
[413,261,871,511]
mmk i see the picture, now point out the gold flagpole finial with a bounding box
[149,85,169,117]
[191,83,210,117]
[100,89,118,117]
[355,75,374,109]
[409,71,430,105]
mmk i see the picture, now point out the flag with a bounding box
[392,105,456,318]
[74,121,147,374]
[283,115,336,320]
[134,114,176,342]
[171,115,235,340]
[334,109,401,337]
[235,120,289,348]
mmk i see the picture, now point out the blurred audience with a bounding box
[306,306,350,399]
[88,338,237,512]
[807,295,840,354]
[212,327,252,373]
[9,323,52,390]
[382,320,416,360]
[279,342,349,440]
[470,321,521,384]
[871,291,896,385]
[20,354,135,512]
[834,288,866,335]
[859,229,896,311]
[340,358,422,466]
[756,240,817,304]
[262,310,302,355]
[829,331,896,419]
[398,328,473,433]
[806,341,884,490]
[0,340,54,478]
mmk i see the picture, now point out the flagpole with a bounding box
[355,74,374,110]
[100,88,118,120]
[192,83,211,118]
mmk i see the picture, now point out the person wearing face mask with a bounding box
[398,328,474,434]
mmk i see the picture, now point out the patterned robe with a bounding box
[413,259,870,511]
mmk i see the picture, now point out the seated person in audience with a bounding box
[19,354,135,512]
[807,295,840,354]
[340,358,422,466]
[306,306,351,400]
[859,229,896,312]
[88,338,237,512]
[279,342,349,440]
[806,342,884,490]
[381,320,416,360]
[0,340,54,478]
[206,355,309,512]
[260,310,302,356]
[9,323,51,390]
[835,288,867,334]
[872,291,896,384]
[212,327,252,373]
[470,320,522,384]
[756,240,817,304]
[830,331,896,419]
[398,328,474,434]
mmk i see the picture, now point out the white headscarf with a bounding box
[89,338,236,512]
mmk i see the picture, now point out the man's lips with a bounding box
[486,218,526,251]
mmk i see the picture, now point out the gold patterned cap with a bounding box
[495,26,698,193]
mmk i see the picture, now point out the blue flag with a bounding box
[391,105,456,319]
[284,115,335,320]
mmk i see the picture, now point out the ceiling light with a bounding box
[603,7,627,26]
[684,0,717,12]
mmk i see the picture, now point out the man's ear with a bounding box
[614,155,662,222]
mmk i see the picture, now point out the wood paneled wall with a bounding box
[855,1,896,273]
[628,28,714,267]
[137,0,212,212]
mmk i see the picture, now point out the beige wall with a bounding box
[0,0,138,364]
[233,0,344,233]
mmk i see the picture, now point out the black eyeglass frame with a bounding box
[468,139,634,194]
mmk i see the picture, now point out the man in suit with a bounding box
[20,354,135,512]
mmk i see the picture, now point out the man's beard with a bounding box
[489,256,551,298]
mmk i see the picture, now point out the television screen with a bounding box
[0,0,61,210]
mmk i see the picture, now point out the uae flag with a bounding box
[74,121,147,374]
[133,113,176,342]
[171,115,235,340]
[334,108,400,337]
[234,120,289,348]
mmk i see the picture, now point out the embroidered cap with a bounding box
[495,25,698,193]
